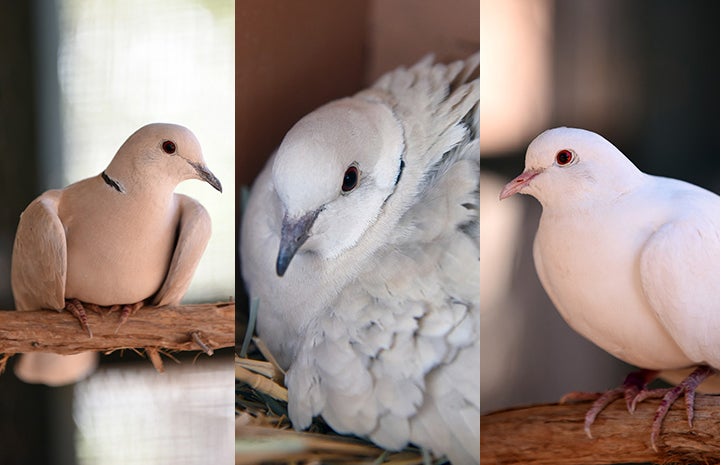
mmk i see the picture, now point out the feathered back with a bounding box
[358,54,480,246]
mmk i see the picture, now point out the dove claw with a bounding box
[115,301,144,333]
[629,395,639,413]
[685,389,696,428]
[582,386,624,435]
[65,298,93,338]
[646,366,712,450]
[646,379,684,451]
[649,390,675,452]
[575,366,714,451]
[568,369,658,440]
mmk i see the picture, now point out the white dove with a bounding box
[241,55,480,464]
[500,127,719,450]
[12,122,222,386]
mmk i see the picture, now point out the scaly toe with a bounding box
[650,386,682,451]
[65,298,92,338]
[631,387,667,412]
[583,387,624,438]
[115,301,145,332]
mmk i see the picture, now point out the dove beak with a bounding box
[276,210,320,277]
[499,170,540,200]
[190,161,223,192]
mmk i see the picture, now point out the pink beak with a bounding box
[499,170,540,200]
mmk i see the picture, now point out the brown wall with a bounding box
[236,0,368,188]
[366,0,480,83]
[235,0,479,189]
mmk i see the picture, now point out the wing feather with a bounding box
[11,191,66,311]
[153,193,212,306]
[639,200,720,368]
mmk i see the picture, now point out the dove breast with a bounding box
[523,128,719,371]
[57,178,180,306]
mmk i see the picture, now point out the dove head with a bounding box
[271,98,405,276]
[105,123,222,194]
[499,127,644,207]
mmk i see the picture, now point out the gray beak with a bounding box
[276,210,320,276]
[190,161,223,192]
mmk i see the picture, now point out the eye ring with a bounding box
[162,140,177,155]
[341,164,360,193]
[555,149,574,166]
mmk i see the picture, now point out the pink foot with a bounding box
[65,298,93,337]
[64,299,146,336]
[579,369,658,439]
[563,367,716,452]
[113,301,145,332]
[633,366,715,451]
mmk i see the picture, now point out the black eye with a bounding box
[556,149,574,166]
[162,140,176,154]
[341,165,359,193]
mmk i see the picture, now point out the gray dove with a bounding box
[500,127,719,450]
[241,55,480,464]
[12,122,222,386]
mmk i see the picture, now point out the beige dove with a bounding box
[11,123,222,386]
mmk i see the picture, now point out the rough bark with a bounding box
[0,301,234,355]
[480,395,720,465]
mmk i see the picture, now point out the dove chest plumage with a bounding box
[533,183,708,370]
[59,177,179,306]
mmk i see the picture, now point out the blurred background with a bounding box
[0,1,234,464]
[479,0,719,414]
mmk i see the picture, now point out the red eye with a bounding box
[342,165,359,192]
[162,140,176,154]
[556,149,573,166]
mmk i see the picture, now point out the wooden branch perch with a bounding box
[0,301,234,355]
[480,395,719,465]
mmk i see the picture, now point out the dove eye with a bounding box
[162,140,177,155]
[555,149,574,166]
[341,165,359,193]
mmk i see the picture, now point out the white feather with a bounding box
[501,127,719,371]
[241,54,480,463]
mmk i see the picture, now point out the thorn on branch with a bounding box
[191,331,214,356]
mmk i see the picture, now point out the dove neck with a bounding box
[594,165,647,201]
[102,164,178,199]
[541,168,647,212]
